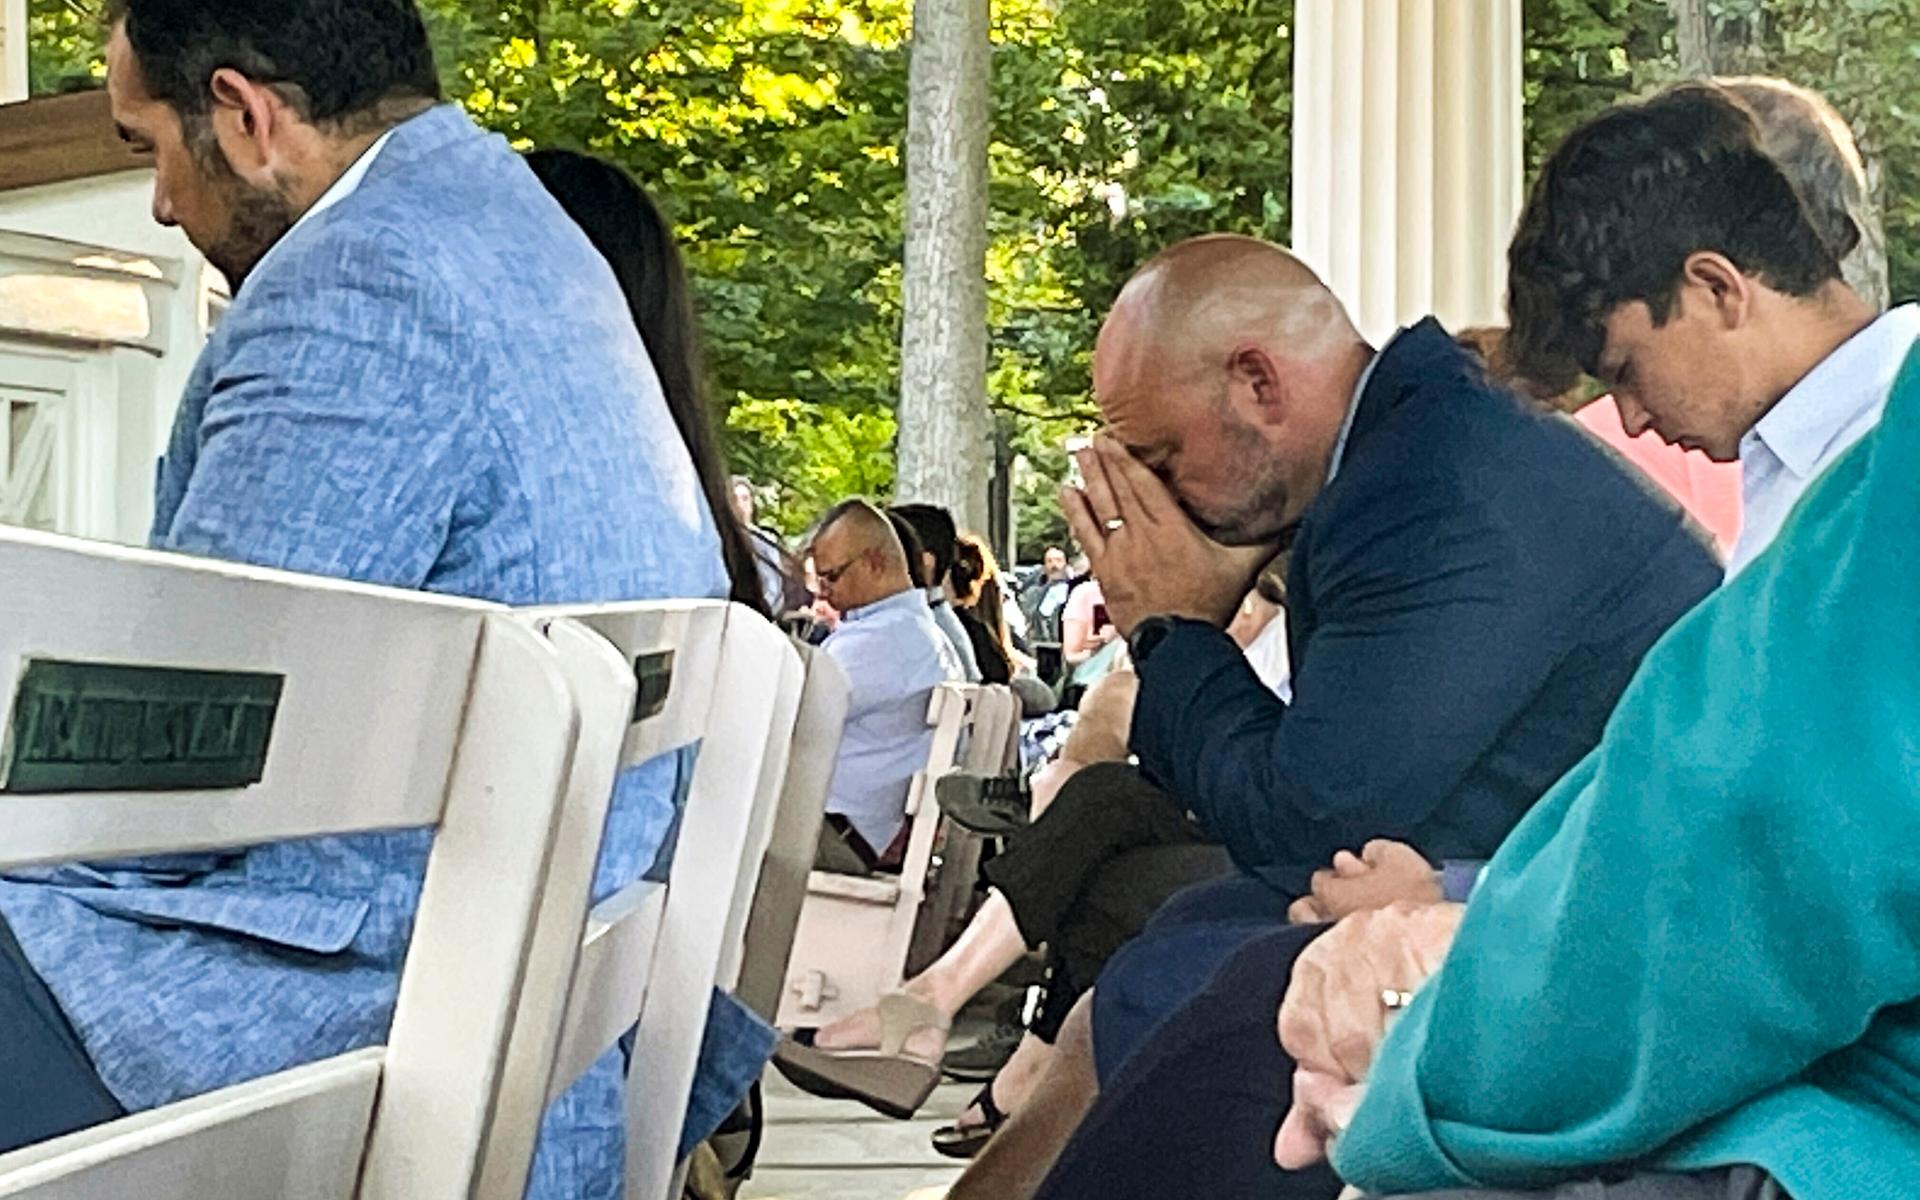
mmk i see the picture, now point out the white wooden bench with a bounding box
[908,682,1023,975]
[732,644,852,1023]
[0,528,594,1200]
[776,682,1022,1030]
[491,604,805,1200]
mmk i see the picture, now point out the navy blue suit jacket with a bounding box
[1131,318,1721,893]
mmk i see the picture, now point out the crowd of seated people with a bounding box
[4,1,1918,1198]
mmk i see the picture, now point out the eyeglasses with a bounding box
[814,555,862,586]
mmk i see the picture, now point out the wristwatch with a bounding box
[1126,615,1183,667]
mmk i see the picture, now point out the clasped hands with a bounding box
[1059,435,1273,636]
[1275,885,1462,1170]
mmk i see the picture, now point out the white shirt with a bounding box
[247,127,399,286]
[1243,616,1293,703]
[1728,304,1920,576]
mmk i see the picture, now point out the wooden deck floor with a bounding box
[739,1071,969,1200]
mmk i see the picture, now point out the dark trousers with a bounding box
[981,762,1234,1040]
[1090,872,1302,1079]
[0,914,123,1153]
[1036,921,1341,1200]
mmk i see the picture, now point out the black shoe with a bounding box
[931,1082,1008,1160]
[937,771,1031,836]
[941,1021,1022,1081]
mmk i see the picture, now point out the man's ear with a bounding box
[1680,251,1753,331]
[205,68,283,179]
[1229,344,1288,426]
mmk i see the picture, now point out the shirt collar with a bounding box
[248,127,398,285]
[1325,330,1396,483]
[1742,304,1920,479]
[843,588,928,624]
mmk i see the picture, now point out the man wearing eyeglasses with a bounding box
[810,498,964,871]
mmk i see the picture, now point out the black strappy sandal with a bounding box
[929,1081,1008,1160]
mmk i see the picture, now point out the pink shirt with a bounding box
[1064,579,1107,632]
[1576,398,1743,556]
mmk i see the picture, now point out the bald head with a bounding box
[1091,235,1373,544]
[1098,237,1363,392]
[811,498,912,613]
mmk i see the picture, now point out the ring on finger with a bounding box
[1104,517,1126,532]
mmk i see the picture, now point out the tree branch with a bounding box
[988,397,1100,422]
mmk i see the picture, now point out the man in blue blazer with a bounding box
[939,236,1719,1193]
[1063,235,1719,1027]
[0,2,730,1196]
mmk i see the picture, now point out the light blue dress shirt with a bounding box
[0,105,739,1200]
[928,590,983,682]
[821,588,963,850]
[1729,304,1920,575]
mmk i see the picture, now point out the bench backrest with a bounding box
[0,528,581,1200]
[499,603,802,1200]
[618,609,801,1200]
[906,682,1022,974]
[776,681,1013,1028]
[732,644,851,1022]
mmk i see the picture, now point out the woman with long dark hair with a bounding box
[526,148,779,617]
[525,149,783,1197]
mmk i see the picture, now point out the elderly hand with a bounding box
[1275,1068,1366,1170]
[1061,435,1274,636]
[1287,841,1444,924]
[1274,902,1465,1166]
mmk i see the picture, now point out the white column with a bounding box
[1,0,28,104]
[1290,0,1523,345]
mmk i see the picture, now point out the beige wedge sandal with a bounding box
[771,992,952,1119]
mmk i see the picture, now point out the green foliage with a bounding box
[411,0,1300,553]
[26,0,106,94]
[31,0,1920,549]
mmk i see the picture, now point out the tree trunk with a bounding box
[1668,0,1714,77]
[895,0,993,535]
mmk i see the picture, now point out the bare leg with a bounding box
[948,993,1101,1200]
[1031,669,1138,819]
[810,889,1028,1059]
[1056,671,1137,765]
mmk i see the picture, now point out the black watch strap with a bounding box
[1127,615,1181,666]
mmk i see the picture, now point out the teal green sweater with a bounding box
[1337,347,1920,1199]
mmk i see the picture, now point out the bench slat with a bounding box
[0,1049,383,1200]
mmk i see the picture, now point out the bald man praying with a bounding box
[777,238,1718,1181]
[931,236,1725,1198]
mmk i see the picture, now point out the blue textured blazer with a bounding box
[0,107,728,1126]
[1131,318,1723,895]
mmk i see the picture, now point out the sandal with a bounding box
[930,1080,1008,1160]
[771,993,950,1120]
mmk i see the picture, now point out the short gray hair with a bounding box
[1720,77,1887,310]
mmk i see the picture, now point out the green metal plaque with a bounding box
[2,659,284,794]
[633,650,675,723]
